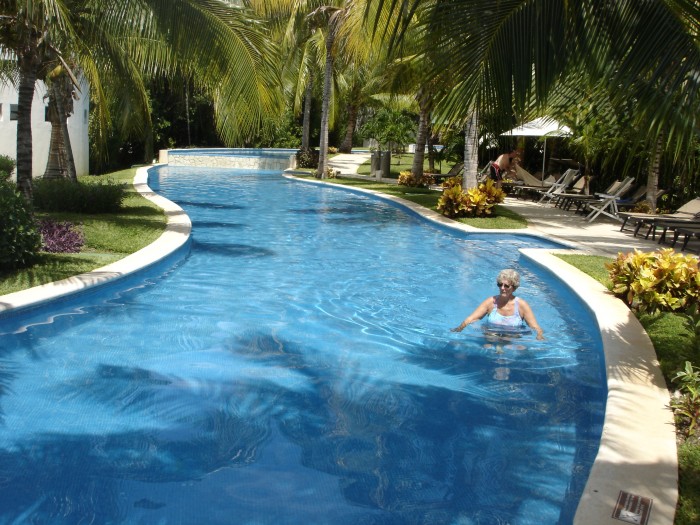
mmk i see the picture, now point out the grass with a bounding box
[556,253,699,525]
[355,152,450,178]
[0,167,166,296]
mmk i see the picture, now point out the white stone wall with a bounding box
[167,153,296,171]
[0,78,90,179]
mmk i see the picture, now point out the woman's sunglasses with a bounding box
[496,282,513,289]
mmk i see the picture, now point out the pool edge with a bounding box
[289,174,679,525]
[0,165,192,315]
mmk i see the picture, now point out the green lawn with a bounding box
[355,152,455,178]
[0,167,166,296]
[555,253,699,525]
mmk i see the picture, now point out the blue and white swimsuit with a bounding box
[485,297,526,333]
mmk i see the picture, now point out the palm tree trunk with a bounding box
[16,51,41,201]
[316,29,335,178]
[301,74,313,150]
[44,76,78,181]
[339,103,356,153]
[463,112,479,189]
[43,96,66,180]
[646,134,663,211]
[427,126,436,173]
[411,104,429,178]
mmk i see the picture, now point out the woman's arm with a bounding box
[519,299,544,340]
[451,297,493,332]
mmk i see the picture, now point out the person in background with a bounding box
[451,268,544,340]
[490,149,521,187]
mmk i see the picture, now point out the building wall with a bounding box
[0,78,90,179]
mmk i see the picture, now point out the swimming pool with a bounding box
[0,166,606,524]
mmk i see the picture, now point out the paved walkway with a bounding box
[329,153,698,257]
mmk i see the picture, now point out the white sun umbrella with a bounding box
[501,117,572,180]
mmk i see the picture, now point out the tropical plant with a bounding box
[442,175,462,190]
[368,1,700,197]
[0,155,15,180]
[436,185,469,218]
[671,361,700,438]
[0,181,41,272]
[606,249,700,313]
[38,219,85,253]
[437,179,505,218]
[397,170,433,188]
[359,107,414,155]
[1,0,282,197]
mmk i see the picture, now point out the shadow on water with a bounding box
[192,240,275,258]
[0,327,592,524]
[192,220,247,230]
[176,200,247,211]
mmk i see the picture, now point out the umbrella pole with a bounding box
[541,138,547,181]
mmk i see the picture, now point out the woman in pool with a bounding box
[451,269,544,340]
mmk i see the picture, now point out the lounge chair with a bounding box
[583,177,636,222]
[661,223,700,253]
[645,215,700,243]
[432,162,464,184]
[538,169,580,204]
[558,179,624,212]
[511,165,559,200]
[616,187,666,211]
[619,197,700,237]
[514,164,553,187]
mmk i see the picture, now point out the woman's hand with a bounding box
[451,322,468,332]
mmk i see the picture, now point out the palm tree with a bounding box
[368,1,700,194]
[1,0,282,198]
[43,65,79,181]
[307,5,345,178]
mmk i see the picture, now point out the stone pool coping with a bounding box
[289,174,678,525]
[0,167,677,525]
[0,166,191,315]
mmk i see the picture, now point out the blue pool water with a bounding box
[0,166,606,525]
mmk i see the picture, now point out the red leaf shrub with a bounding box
[39,219,85,253]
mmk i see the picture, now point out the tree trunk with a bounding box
[44,76,77,181]
[301,74,313,150]
[339,103,356,153]
[16,50,41,201]
[427,127,436,173]
[43,95,66,180]
[316,29,335,178]
[646,135,663,211]
[411,104,429,178]
[463,112,479,189]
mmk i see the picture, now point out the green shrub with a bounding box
[296,148,319,169]
[437,179,506,218]
[0,154,15,181]
[33,178,126,213]
[671,361,700,438]
[0,180,41,272]
[606,248,700,313]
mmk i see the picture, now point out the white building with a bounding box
[0,78,89,179]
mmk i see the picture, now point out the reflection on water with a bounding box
[0,166,606,525]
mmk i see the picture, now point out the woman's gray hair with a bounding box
[497,269,521,289]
